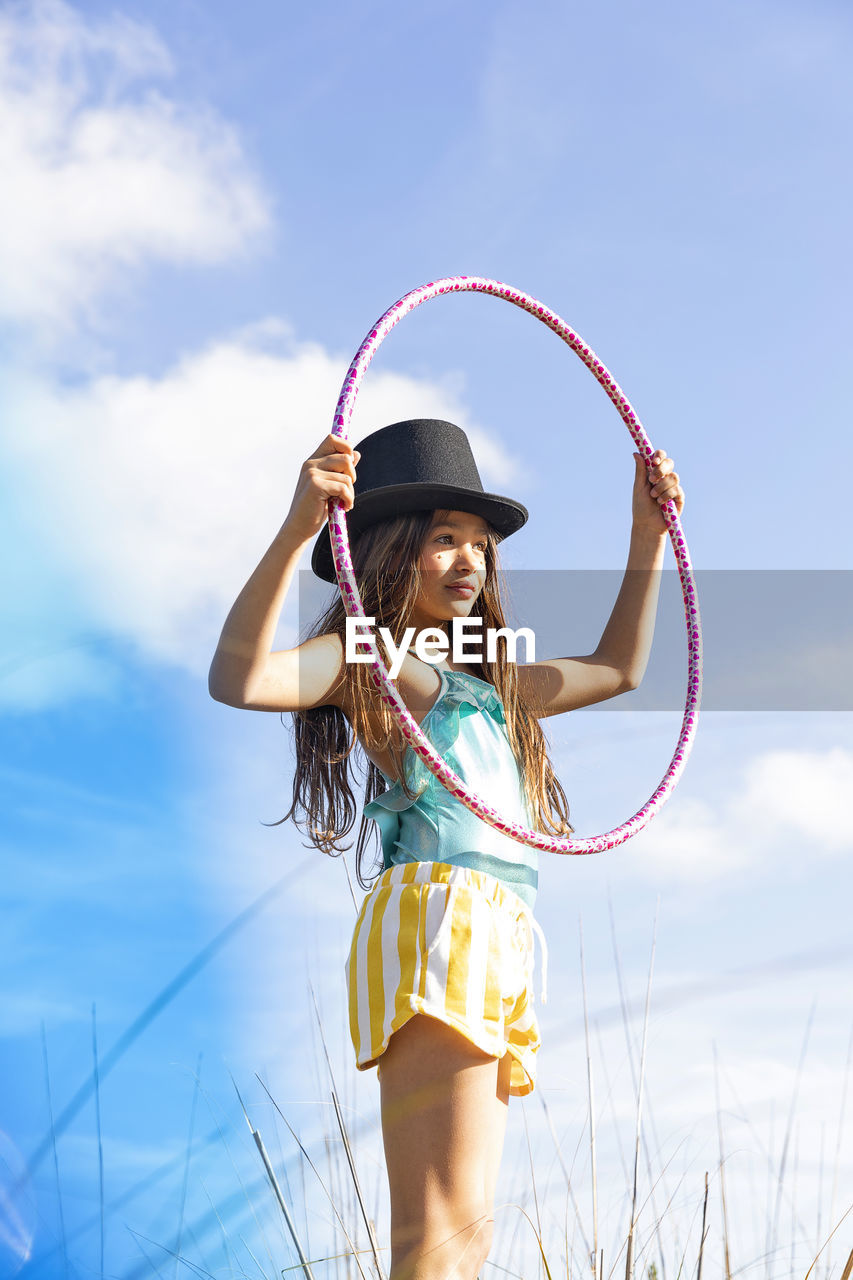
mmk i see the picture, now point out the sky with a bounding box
[1,0,852,1277]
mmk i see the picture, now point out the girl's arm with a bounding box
[208,434,359,712]
[518,450,684,717]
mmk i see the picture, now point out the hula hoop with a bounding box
[327,276,702,854]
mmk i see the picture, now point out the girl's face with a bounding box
[411,510,490,630]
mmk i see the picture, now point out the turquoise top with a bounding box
[363,667,539,909]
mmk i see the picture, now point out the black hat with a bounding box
[311,419,528,583]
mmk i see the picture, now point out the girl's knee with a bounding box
[390,1206,493,1280]
[450,1211,494,1280]
[469,1211,494,1271]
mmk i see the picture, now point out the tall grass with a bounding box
[10,914,853,1280]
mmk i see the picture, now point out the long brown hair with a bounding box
[280,508,574,887]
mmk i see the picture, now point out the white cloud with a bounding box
[633,746,853,882]
[0,3,531,706]
[0,0,270,338]
[4,326,520,684]
[731,747,853,852]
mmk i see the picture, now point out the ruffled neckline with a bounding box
[416,666,505,740]
[370,667,507,793]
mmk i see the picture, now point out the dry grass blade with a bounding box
[828,1022,853,1280]
[310,981,385,1278]
[696,1173,709,1280]
[125,1223,218,1279]
[231,1075,318,1280]
[770,1001,816,1269]
[608,1138,691,1280]
[839,1246,853,1280]
[714,1044,733,1280]
[41,1021,69,1280]
[595,1021,630,1188]
[815,1125,823,1276]
[538,1091,591,1260]
[608,891,668,1280]
[279,1247,382,1273]
[803,1201,853,1280]
[504,1159,533,1275]
[498,1202,556,1280]
[90,1003,106,1280]
[199,1170,241,1275]
[239,1232,273,1279]
[255,1074,371,1280]
[521,1097,544,1253]
[125,1226,170,1280]
[195,1069,282,1276]
[331,1087,387,1280]
[341,851,361,914]
[252,1124,317,1278]
[667,1178,713,1280]
[309,981,340,1087]
[580,918,599,1280]
[625,910,657,1280]
[174,1052,203,1280]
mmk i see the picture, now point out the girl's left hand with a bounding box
[632,449,685,532]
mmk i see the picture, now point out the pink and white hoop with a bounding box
[327,276,701,854]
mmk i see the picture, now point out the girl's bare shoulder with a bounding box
[291,632,349,711]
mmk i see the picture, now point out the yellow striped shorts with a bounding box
[345,861,546,1096]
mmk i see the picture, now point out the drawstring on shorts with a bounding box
[505,905,548,1006]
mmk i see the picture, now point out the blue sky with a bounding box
[2,1,852,1276]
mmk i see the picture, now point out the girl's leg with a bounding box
[379,1014,512,1280]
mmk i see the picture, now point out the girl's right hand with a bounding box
[283,433,361,544]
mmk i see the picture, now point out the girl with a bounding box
[209,417,684,1280]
